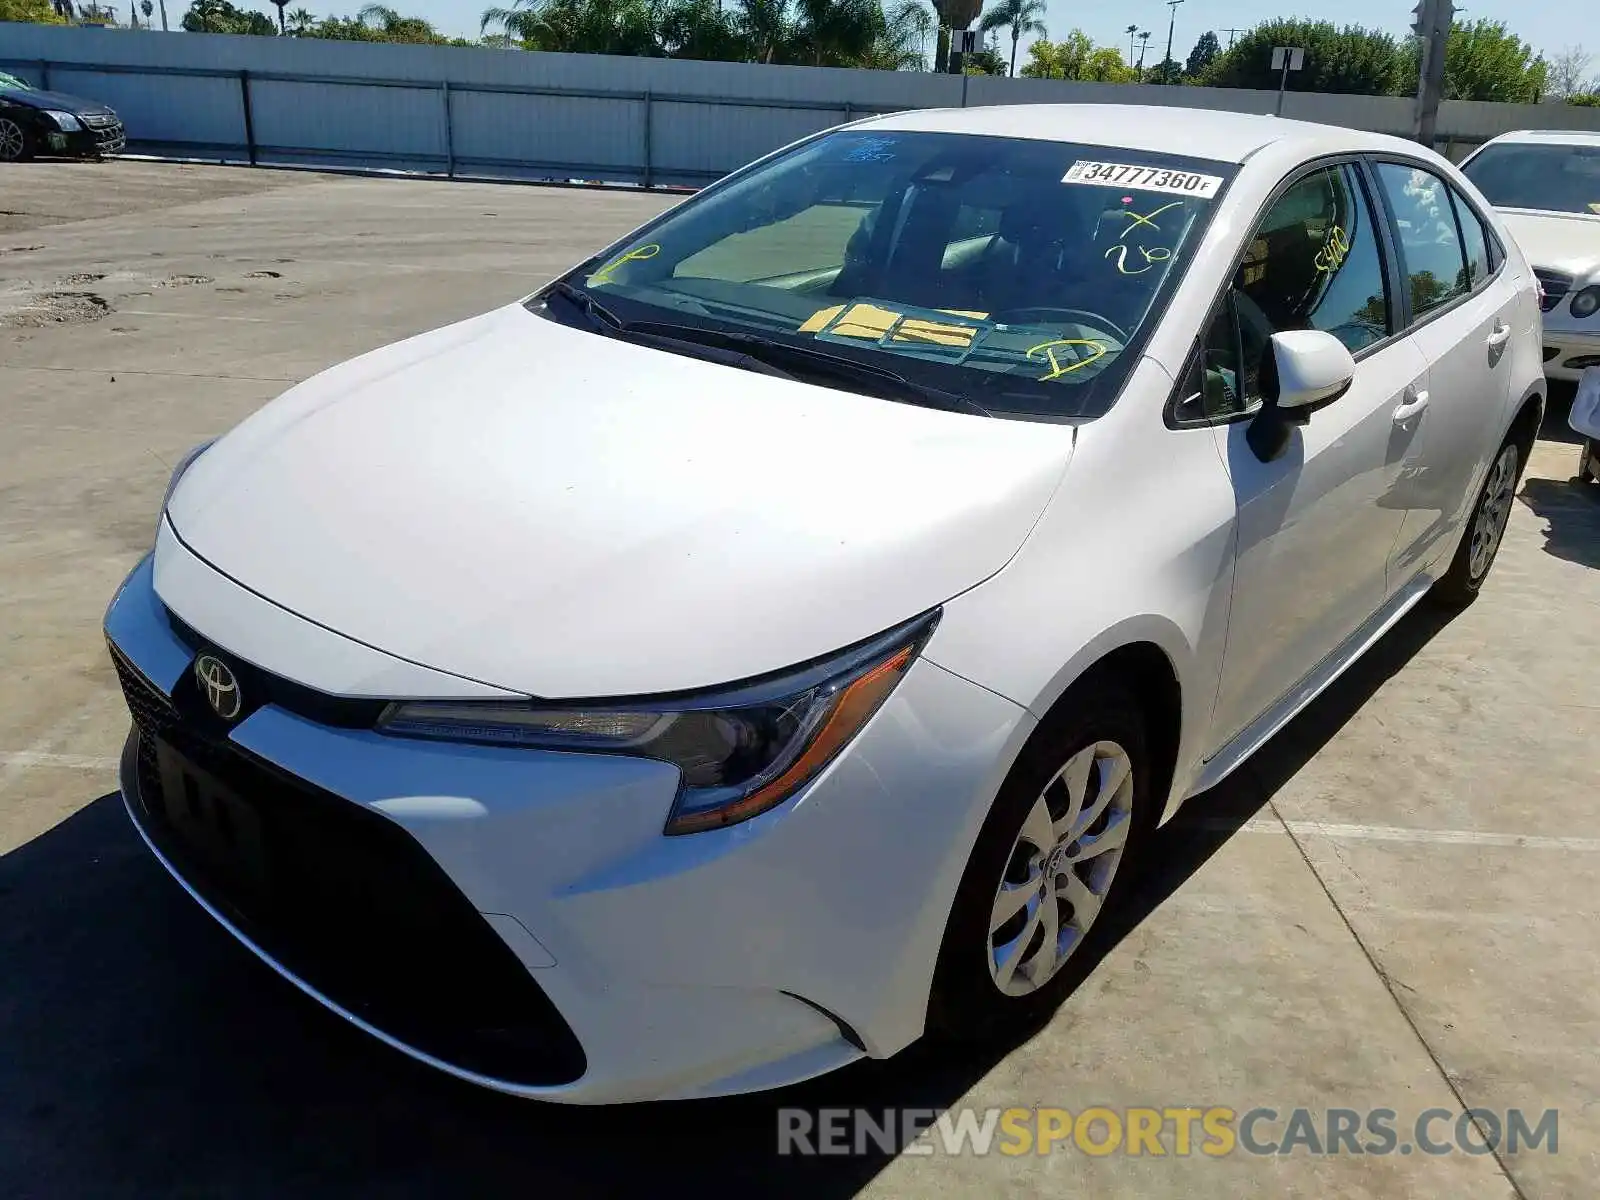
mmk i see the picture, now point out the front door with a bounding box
[1202,161,1426,750]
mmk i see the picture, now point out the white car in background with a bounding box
[1460,129,1600,389]
[105,106,1545,1104]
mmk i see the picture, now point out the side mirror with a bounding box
[1272,329,1357,416]
[1246,330,1357,463]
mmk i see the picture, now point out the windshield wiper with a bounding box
[543,279,625,332]
[623,322,991,416]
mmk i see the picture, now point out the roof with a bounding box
[1480,128,1600,148]
[861,104,1407,165]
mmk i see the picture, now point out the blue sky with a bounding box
[305,0,1573,69]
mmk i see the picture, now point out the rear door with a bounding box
[1179,160,1428,749]
[1369,159,1522,586]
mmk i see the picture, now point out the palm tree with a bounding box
[286,4,314,31]
[731,0,789,62]
[885,0,935,68]
[793,0,880,66]
[978,0,1044,77]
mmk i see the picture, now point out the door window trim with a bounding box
[1166,153,1399,429]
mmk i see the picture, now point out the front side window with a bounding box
[547,130,1235,420]
[1234,164,1391,404]
[1376,162,1470,320]
[1461,141,1600,217]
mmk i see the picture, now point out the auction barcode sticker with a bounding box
[1062,160,1224,198]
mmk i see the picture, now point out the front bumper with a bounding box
[43,119,124,158]
[1540,324,1600,382]
[106,553,1033,1103]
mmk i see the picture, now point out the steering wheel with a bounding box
[993,307,1130,343]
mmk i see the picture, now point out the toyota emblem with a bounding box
[194,654,243,721]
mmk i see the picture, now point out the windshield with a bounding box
[1462,142,1600,216]
[0,72,31,92]
[545,130,1234,420]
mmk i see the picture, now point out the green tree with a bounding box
[1021,29,1135,82]
[1150,57,1181,84]
[793,0,884,67]
[1201,20,1405,96]
[0,0,66,21]
[1185,30,1219,79]
[1435,19,1547,103]
[978,0,1045,78]
[285,3,314,30]
[732,0,789,63]
[181,0,276,32]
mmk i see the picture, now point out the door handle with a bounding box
[1393,388,1430,422]
[1487,321,1513,348]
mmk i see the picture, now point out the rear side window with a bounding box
[1375,163,1470,320]
[1450,187,1492,287]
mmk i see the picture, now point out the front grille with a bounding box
[1536,269,1573,313]
[82,112,114,128]
[111,644,586,1087]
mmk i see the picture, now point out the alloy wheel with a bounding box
[987,740,1134,996]
[1468,444,1518,580]
[0,119,25,162]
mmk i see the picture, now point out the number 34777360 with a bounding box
[1062,161,1224,199]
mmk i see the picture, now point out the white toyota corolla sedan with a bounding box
[1459,129,1600,384]
[105,105,1544,1104]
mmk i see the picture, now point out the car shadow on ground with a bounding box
[0,608,1454,1198]
[1519,475,1600,569]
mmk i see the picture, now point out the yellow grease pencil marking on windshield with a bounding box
[1105,243,1172,275]
[587,243,660,286]
[1027,339,1107,381]
[1118,201,1182,237]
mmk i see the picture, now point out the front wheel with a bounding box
[1430,437,1522,608]
[0,117,34,163]
[928,681,1155,1040]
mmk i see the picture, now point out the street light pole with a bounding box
[1163,0,1185,84]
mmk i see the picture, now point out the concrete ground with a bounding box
[2,159,1598,1199]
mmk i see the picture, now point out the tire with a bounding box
[1430,436,1523,609]
[1580,438,1598,484]
[0,116,33,163]
[928,678,1157,1042]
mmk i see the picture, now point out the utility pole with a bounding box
[1221,27,1244,49]
[1412,0,1454,147]
[1162,0,1185,84]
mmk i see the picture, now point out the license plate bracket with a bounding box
[154,741,273,897]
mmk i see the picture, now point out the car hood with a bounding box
[1499,209,1600,282]
[0,87,114,117]
[166,303,1074,699]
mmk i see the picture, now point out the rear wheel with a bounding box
[929,680,1156,1040]
[0,117,33,163]
[1431,438,1521,608]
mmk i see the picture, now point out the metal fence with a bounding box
[6,23,1600,187]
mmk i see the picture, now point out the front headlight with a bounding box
[1571,286,1600,319]
[379,610,939,835]
[45,110,82,132]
